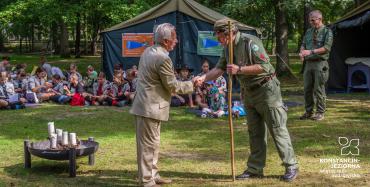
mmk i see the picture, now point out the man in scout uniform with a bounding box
[130,23,194,187]
[194,18,298,182]
[299,10,333,121]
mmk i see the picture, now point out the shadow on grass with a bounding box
[4,162,234,186]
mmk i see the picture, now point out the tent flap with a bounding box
[337,11,370,29]
[328,2,370,91]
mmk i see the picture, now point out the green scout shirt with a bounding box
[301,26,333,69]
[216,32,282,107]
[216,32,274,87]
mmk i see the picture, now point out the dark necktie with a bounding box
[313,29,318,48]
[97,83,103,96]
[118,85,122,93]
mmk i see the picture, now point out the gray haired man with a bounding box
[130,23,195,187]
[299,10,333,121]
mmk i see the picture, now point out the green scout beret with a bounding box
[214,18,237,32]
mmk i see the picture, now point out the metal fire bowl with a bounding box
[28,140,99,160]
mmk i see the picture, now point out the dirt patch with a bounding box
[160,151,223,161]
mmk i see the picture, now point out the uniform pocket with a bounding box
[267,106,287,128]
[159,101,169,109]
[320,67,329,85]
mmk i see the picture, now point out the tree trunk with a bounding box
[271,23,276,55]
[59,20,70,58]
[0,33,4,52]
[298,1,313,73]
[297,0,312,52]
[84,14,88,55]
[51,22,60,54]
[19,37,23,54]
[31,24,35,52]
[90,22,99,56]
[27,37,31,52]
[75,13,81,58]
[274,0,294,78]
[37,25,42,41]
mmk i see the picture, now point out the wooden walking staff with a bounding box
[227,20,236,181]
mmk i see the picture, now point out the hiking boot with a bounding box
[235,170,263,180]
[312,113,325,121]
[299,112,313,120]
[281,168,298,182]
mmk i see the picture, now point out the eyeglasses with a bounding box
[310,18,320,22]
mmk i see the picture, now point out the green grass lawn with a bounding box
[0,55,369,186]
[0,93,368,186]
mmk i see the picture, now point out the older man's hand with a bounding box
[227,64,239,75]
[300,50,312,57]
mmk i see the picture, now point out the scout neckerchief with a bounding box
[97,82,103,96]
[118,84,123,94]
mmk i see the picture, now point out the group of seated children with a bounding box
[1,55,242,118]
[0,55,137,109]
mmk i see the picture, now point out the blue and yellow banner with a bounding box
[197,31,223,56]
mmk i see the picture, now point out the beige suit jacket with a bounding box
[130,45,194,121]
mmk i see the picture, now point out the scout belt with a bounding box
[305,58,325,62]
[247,73,276,90]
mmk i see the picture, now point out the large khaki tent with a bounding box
[328,1,370,91]
[100,0,260,80]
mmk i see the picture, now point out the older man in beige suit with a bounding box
[130,23,194,187]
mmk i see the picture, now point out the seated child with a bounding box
[28,67,55,102]
[195,81,213,110]
[0,56,10,72]
[91,72,110,105]
[12,70,28,97]
[124,68,137,103]
[64,73,91,106]
[201,86,226,118]
[0,72,26,108]
[83,65,98,94]
[49,74,71,104]
[105,73,130,107]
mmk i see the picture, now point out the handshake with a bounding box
[192,75,206,87]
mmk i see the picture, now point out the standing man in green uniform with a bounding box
[299,10,333,121]
[194,18,298,182]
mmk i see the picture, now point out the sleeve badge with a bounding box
[252,44,259,52]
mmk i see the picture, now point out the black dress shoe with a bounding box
[281,168,298,182]
[236,170,263,180]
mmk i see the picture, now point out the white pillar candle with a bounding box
[62,131,68,145]
[48,122,55,136]
[69,133,77,146]
[56,129,63,143]
[50,133,57,149]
